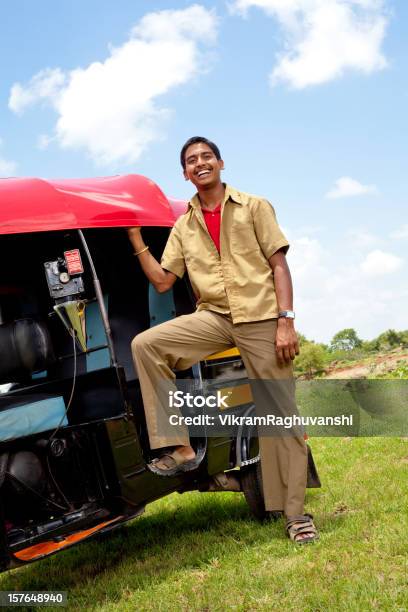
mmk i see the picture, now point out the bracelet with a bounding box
[133,245,149,256]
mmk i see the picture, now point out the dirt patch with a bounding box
[325,350,408,379]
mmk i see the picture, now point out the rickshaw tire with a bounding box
[240,462,282,522]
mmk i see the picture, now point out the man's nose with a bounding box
[196,156,207,167]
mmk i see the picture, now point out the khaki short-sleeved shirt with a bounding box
[161,184,289,324]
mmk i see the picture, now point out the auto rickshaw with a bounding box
[0,174,320,572]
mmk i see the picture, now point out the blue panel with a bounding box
[0,396,67,442]
[32,371,47,380]
[149,284,176,327]
[86,296,110,372]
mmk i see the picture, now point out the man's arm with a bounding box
[268,249,299,364]
[127,227,177,293]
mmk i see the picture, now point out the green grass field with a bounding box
[0,437,407,611]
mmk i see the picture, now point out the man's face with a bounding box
[183,142,224,189]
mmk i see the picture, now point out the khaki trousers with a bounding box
[131,310,307,516]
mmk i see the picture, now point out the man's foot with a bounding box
[148,445,197,476]
[285,514,319,544]
[204,471,241,492]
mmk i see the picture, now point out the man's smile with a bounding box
[196,169,212,178]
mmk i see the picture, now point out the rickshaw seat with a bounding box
[148,283,176,327]
[205,347,240,361]
[0,395,67,442]
[0,318,55,384]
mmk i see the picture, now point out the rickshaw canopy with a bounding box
[0,174,185,236]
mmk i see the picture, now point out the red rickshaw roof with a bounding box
[0,174,185,235]
[166,197,188,219]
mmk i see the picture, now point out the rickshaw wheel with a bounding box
[240,462,282,522]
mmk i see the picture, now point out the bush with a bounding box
[360,339,379,353]
[295,342,328,378]
[374,329,408,351]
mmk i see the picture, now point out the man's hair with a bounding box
[180,136,221,169]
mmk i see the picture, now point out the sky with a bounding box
[0,0,407,343]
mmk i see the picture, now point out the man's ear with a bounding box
[219,159,225,170]
[183,169,189,181]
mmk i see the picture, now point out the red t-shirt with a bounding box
[201,204,221,252]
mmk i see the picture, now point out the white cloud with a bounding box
[326,176,378,198]
[0,158,17,176]
[231,0,388,88]
[37,134,55,150]
[286,234,407,342]
[0,138,17,176]
[390,224,408,239]
[0,157,17,177]
[360,249,403,276]
[9,68,66,114]
[288,236,330,297]
[347,229,379,247]
[8,5,218,166]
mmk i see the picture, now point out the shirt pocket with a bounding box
[230,213,260,254]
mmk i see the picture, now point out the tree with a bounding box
[375,329,405,351]
[361,339,379,353]
[401,331,408,348]
[295,343,327,379]
[330,328,362,352]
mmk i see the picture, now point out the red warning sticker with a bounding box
[64,250,84,275]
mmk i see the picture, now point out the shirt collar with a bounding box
[188,184,243,210]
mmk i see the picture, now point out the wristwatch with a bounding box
[278,310,295,319]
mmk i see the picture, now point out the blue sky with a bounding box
[1,0,407,342]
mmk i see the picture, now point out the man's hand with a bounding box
[126,226,177,293]
[127,227,141,238]
[127,226,142,246]
[127,226,145,253]
[268,249,299,364]
[275,318,299,364]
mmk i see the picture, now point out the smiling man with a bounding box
[128,136,318,544]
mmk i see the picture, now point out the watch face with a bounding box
[279,311,295,319]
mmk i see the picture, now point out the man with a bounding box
[128,136,318,543]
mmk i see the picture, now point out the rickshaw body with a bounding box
[0,175,319,572]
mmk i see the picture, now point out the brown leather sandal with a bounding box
[148,449,198,477]
[285,514,319,544]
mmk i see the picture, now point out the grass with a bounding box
[0,437,407,611]
[296,379,408,436]
[372,361,408,380]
